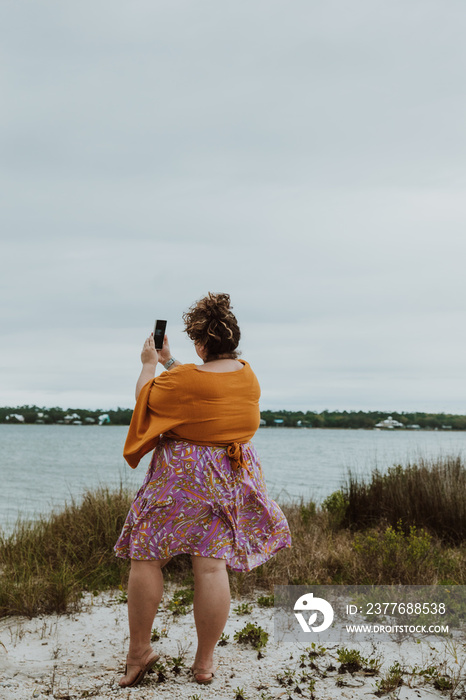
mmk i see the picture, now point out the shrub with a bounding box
[321,490,349,526]
[352,520,438,584]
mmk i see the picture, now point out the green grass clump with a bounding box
[167,587,194,615]
[151,626,168,642]
[233,688,247,700]
[218,632,230,645]
[337,647,381,675]
[234,622,269,650]
[337,647,367,673]
[116,585,128,603]
[301,642,327,660]
[257,594,274,607]
[375,661,403,695]
[433,675,453,691]
[276,668,296,687]
[233,602,253,615]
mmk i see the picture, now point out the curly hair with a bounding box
[182,292,241,361]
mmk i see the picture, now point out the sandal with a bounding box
[191,663,218,684]
[119,647,160,687]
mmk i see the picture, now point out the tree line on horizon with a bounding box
[1,405,465,430]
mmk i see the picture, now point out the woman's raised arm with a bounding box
[135,334,181,400]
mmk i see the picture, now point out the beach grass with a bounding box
[0,486,132,617]
[339,454,466,544]
[0,455,465,617]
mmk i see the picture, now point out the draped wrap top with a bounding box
[123,359,261,470]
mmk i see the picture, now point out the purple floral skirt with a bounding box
[114,437,292,572]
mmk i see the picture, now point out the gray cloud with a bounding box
[1,0,465,411]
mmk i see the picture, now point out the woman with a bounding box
[114,292,292,688]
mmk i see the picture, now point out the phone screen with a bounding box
[154,319,167,349]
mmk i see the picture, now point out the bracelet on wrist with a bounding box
[163,357,176,370]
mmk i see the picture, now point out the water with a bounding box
[1,425,465,531]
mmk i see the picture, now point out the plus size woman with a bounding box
[114,292,292,687]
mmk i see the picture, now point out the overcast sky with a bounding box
[1,0,466,413]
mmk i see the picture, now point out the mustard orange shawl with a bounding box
[123,360,261,469]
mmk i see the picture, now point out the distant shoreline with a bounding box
[1,406,466,430]
[1,424,465,431]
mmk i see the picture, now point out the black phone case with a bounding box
[154,320,167,349]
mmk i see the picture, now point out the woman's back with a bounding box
[123,359,261,468]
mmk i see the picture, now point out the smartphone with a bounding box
[153,319,167,349]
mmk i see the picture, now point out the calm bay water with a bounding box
[1,424,466,531]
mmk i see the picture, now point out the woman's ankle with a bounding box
[193,651,215,666]
[127,643,153,659]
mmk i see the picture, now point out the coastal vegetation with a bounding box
[336,454,466,544]
[0,455,464,619]
[1,404,466,429]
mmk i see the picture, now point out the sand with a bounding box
[0,580,465,700]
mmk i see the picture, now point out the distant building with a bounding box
[273,419,284,426]
[84,417,95,424]
[36,411,48,424]
[98,413,111,425]
[441,425,452,430]
[259,418,266,426]
[64,412,81,424]
[407,424,421,430]
[6,414,25,423]
[374,416,405,430]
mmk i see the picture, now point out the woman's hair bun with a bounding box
[183,292,240,360]
[203,292,231,317]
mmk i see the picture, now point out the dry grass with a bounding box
[0,486,132,617]
[341,454,466,544]
[228,496,465,598]
[0,455,465,617]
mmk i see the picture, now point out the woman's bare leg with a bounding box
[191,555,230,681]
[119,557,171,687]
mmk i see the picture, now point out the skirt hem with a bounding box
[114,541,292,573]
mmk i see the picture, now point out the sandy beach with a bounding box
[0,580,464,700]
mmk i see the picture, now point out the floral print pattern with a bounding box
[114,437,292,572]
